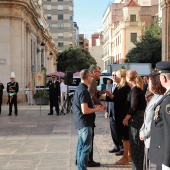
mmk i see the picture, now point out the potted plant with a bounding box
[33,88,49,105]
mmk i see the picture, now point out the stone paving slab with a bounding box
[0,104,131,170]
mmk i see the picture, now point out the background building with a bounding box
[43,0,76,52]
[0,0,57,102]
[88,33,104,71]
[102,0,158,71]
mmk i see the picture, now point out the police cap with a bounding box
[156,61,170,73]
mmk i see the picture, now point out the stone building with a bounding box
[0,0,57,102]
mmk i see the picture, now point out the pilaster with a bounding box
[161,0,170,61]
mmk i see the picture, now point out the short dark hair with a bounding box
[89,65,100,73]
[80,69,90,80]
[149,70,166,94]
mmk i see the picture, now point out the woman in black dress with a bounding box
[123,70,146,170]
[104,69,131,165]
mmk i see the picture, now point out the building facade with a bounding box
[0,0,57,102]
[102,0,158,71]
[43,0,75,52]
[89,33,104,71]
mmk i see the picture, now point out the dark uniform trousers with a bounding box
[0,94,2,113]
[9,95,18,114]
[149,92,170,170]
[49,95,59,114]
[0,83,4,114]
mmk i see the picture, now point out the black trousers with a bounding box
[49,95,59,114]
[9,95,18,114]
[110,118,123,150]
[0,94,2,113]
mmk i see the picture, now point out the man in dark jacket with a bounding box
[0,77,4,114]
[47,75,60,115]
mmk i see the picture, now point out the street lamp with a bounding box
[37,42,45,53]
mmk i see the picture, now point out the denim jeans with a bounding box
[77,127,92,170]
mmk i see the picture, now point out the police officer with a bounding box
[149,61,170,170]
[0,77,4,114]
[7,72,19,116]
[47,75,60,115]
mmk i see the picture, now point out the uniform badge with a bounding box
[154,105,161,120]
[166,104,170,114]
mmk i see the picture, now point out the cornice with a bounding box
[161,0,170,9]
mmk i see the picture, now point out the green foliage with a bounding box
[126,18,162,68]
[120,65,125,69]
[33,89,49,100]
[57,46,97,72]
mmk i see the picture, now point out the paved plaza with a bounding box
[0,103,131,170]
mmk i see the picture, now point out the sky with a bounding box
[74,0,113,38]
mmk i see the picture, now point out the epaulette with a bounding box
[7,83,10,86]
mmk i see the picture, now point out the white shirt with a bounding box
[60,82,67,93]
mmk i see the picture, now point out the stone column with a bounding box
[161,0,170,61]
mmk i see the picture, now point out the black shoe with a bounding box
[109,148,119,153]
[75,159,77,165]
[115,150,124,156]
[15,114,18,116]
[8,113,12,116]
[48,113,53,115]
[56,113,59,115]
[88,161,100,167]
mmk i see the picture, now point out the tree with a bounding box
[126,19,162,68]
[57,46,97,72]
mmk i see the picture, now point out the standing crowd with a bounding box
[0,73,68,116]
[0,61,170,170]
[73,62,170,170]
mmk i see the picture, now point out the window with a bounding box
[69,6,73,11]
[47,0,51,1]
[58,5,63,10]
[131,33,137,42]
[69,16,73,21]
[48,23,52,29]
[58,23,63,29]
[69,33,72,39]
[47,5,51,10]
[70,24,72,29]
[58,42,64,47]
[130,15,136,22]
[58,14,63,20]
[58,33,64,38]
[58,0,63,1]
[47,15,51,20]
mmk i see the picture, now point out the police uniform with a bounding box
[149,61,170,169]
[0,79,4,114]
[7,72,19,116]
[47,75,60,115]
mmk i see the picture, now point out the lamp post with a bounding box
[37,42,45,115]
